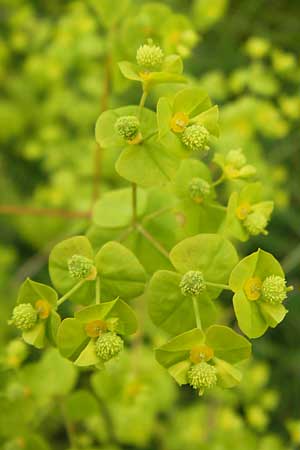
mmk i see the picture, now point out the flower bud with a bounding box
[262,275,287,304]
[11,303,37,331]
[95,332,124,362]
[243,211,268,236]
[180,270,206,296]
[115,115,140,142]
[188,177,211,203]
[136,40,164,69]
[226,149,247,169]
[188,362,217,395]
[181,124,210,153]
[68,254,95,280]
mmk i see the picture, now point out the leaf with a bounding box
[170,233,238,298]
[174,158,212,199]
[57,318,89,360]
[221,192,249,242]
[46,310,61,346]
[49,236,95,305]
[118,61,141,81]
[147,71,187,86]
[95,241,146,301]
[17,278,58,308]
[65,390,100,421]
[157,97,173,139]
[75,298,138,335]
[173,87,211,116]
[259,302,287,328]
[156,328,205,368]
[232,291,268,338]
[74,339,101,367]
[92,187,147,228]
[205,325,251,364]
[214,358,242,388]
[168,360,191,385]
[229,249,284,292]
[148,270,217,335]
[193,105,220,137]
[162,55,183,74]
[115,135,185,187]
[23,322,46,349]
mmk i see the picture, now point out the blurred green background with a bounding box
[0,0,300,449]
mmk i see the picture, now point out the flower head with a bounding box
[115,115,140,142]
[244,211,268,236]
[188,362,217,395]
[95,332,124,362]
[136,40,164,69]
[11,304,37,331]
[181,124,210,152]
[262,275,287,304]
[180,270,206,296]
[68,254,95,280]
[188,177,211,203]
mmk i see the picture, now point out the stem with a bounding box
[143,206,175,224]
[57,280,85,306]
[138,89,148,119]
[0,205,91,219]
[192,296,202,330]
[132,182,137,225]
[137,224,169,260]
[60,401,77,449]
[95,276,101,304]
[212,173,225,187]
[206,281,232,291]
[96,396,118,445]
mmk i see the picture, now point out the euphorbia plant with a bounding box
[9,40,293,397]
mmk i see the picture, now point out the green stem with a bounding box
[60,400,77,449]
[143,205,175,224]
[137,224,169,260]
[212,173,225,187]
[132,182,137,225]
[206,281,232,291]
[57,279,85,306]
[96,276,101,304]
[192,296,202,330]
[138,89,148,119]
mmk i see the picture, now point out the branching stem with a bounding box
[192,296,202,330]
[137,224,169,260]
[57,280,85,306]
[206,281,232,291]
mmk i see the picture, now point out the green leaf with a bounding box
[118,61,141,82]
[259,302,287,328]
[221,192,249,242]
[156,328,204,368]
[57,318,89,360]
[75,298,138,335]
[174,159,212,199]
[74,339,101,367]
[193,105,220,137]
[232,291,268,338]
[170,234,238,298]
[95,241,146,301]
[115,134,185,187]
[205,325,251,364]
[162,55,183,74]
[17,278,57,308]
[173,87,211,116]
[65,390,100,421]
[214,358,242,388]
[168,360,191,385]
[23,322,46,349]
[92,187,147,229]
[146,71,187,86]
[229,249,284,292]
[49,236,95,305]
[157,97,173,139]
[46,310,61,346]
[148,270,217,335]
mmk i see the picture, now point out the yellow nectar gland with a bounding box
[244,277,262,301]
[35,299,51,319]
[127,131,143,145]
[190,345,214,364]
[224,164,240,179]
[170,112,189,133]
[236,202,252,220]
[139,71,151,81]
[85,320,108,338]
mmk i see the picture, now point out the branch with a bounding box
[0,205,91,219]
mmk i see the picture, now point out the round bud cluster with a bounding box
[261,275,287,304]
[136,41,164,69]
[243,211,268,236]
[188,362,217,393]
[188,177,211,203]
[226,149,247,169]
[11,303,37,331]
[180,270,206,296]
[68,254,94,280]
[115,115,140,141]
[181,124,210,153]
[95,332,124,362]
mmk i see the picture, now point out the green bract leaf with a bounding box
[170,233,238,298]
[148,270,217,335]
[49,236,95,305]
[95,241,146,300]
[229,249,287,338]
[92,187,147,228]
[205,325,251,364]
[17,278,57,308]
[214,358,242,388]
